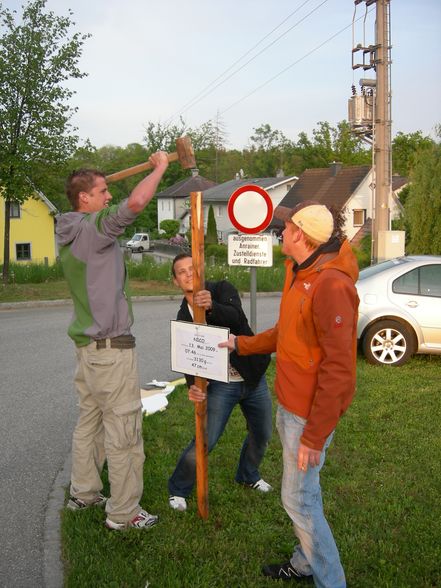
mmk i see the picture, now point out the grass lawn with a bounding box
[61,356,441,588]
[0,280,180,303]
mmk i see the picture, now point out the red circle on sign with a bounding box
[227,185,273,234]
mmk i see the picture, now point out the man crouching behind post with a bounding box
[168,253,273,513]
[220,202,359,587]
[56,152,168,531]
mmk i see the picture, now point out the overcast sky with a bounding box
[5,0,441,149]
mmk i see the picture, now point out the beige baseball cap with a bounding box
[274,201,334,243]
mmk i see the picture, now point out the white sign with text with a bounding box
[228,234,273,267]
[170,321,230,382]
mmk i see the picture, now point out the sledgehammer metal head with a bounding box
[106,136,196,183]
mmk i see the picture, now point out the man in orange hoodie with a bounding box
[220,201,359,587]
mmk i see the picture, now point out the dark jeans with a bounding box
[168,376,272,497]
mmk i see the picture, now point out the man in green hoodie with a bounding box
[56,151,168,530]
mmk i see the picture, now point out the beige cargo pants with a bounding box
[70,340,145,524]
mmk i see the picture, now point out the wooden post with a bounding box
[190,191,209,519]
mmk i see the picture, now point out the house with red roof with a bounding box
[270,162,406,245]
[156,169,298,241]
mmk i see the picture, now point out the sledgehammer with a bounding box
[105,136,195,183]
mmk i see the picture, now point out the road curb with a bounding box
[0,295,182,310]
[43,452,71,588]
[0,291,281,311]
[0,299,73,310]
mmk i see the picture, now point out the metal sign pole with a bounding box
[226,184,274,336]
[250,266,257,333]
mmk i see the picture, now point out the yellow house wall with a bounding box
[0,196,57,264]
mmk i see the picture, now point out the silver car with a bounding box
[356,255,441,366]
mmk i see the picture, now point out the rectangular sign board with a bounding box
[170,320,230,382]
[228,234,273,267]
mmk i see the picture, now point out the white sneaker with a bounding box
[169,495,187,511]
[250,479,273,493]
[105,509,159,530]
[67,492,108,511]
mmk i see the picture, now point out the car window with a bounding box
[393,268,419,295]
[420,265,441,297]
[392,264,441,297]
[358,259,406,280]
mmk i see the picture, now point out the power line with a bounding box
[164,0,318,125]
[219,8,375,117]
[164,0,329,125]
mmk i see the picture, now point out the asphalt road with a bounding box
[0,295,280,587]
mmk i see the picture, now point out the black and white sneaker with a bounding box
[67,492,108,511]
[105,509,159,531]
[169,496,187,511]
[262,562,313,582]
[250,478,273,492]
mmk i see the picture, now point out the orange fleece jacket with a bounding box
[236,240,359,450]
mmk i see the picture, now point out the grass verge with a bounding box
[0,280,180,303]
[0,261,284,303]
[61,356,441,587]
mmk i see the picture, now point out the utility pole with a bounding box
[374,0,392,252]
[349,0,392,263]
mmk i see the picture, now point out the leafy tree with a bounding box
[141,119,188,195]
[395,184,410,207]
[189,118,226,152]
[33,140,98,212]
[245,123,294,177]
[159,219,180,240]
[352,234,372,270]
[142,117,228,184]
[405,130,441,254]
[332,120,371,165]
[0,0,89,282]
[297,121,334,168]
[240,120,370,180]
[144,119,188,153]
[188,116,228,182]
[211,148,244,183]
[295,121,370,171]
[249,123,291,151]
[205,205,218,244]
[392,131,434,176]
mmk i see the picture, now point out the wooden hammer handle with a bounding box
[106,152,179,183]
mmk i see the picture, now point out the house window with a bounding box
[9,202,21,218]
[217,206,222,217]
[353,209,366,226]
[16,243,31,261]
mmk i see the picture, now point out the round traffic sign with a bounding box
[227,185,273,234]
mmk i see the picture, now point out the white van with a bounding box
[126,233,150,252]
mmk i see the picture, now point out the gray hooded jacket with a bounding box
[56,199,137,346]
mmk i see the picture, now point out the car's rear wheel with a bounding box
[362,320,416,366]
